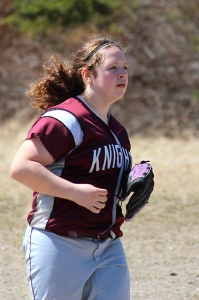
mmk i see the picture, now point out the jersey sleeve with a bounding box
[25,109,84,161]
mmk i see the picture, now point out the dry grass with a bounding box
[122,136,199,299]
[0,118,199,299]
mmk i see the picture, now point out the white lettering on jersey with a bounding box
[122,148,130,170]
[111,144,116,168]
[89,144,131,173]
[102,145,112,170]
[89,148,102,172]
[115,145,123,168]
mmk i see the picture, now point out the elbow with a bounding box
[10,163,23,181]
[10,166,17,181]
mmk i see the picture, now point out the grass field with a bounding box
[0,118,199,299]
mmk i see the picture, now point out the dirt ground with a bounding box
[0,118,199,300]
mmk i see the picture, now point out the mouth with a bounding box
[116,83,126,88]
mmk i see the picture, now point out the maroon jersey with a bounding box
[26,96,132,237]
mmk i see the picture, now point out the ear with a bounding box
[81,68,93,84]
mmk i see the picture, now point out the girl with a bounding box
[10,35,132,300]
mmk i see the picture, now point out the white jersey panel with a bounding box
[30,194,55,229]
[42,109,84,147]
[30,158,65,229]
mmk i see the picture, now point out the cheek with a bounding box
[103,72,116,82]
[94,71,115,88]
[98,74,112,86]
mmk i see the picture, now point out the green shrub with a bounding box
[1,0,135,37]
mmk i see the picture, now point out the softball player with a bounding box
[10,36,132,300]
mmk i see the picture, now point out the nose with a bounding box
[118,68,127,78]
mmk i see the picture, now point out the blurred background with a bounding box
[0,1,199,299]
[1,0,199,138]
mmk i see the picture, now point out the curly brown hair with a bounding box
[27,35,124,111]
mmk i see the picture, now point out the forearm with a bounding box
[10,160,76,201]
[10,159,108,213]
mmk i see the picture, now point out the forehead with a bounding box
[98,46,127,64]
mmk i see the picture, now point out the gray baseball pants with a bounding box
[23,225,130,300]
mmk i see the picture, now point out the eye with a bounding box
[124,66,128,70]
[109,66,116,70]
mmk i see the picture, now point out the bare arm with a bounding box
[10,136,107,213]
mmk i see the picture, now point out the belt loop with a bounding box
[110,230,116,239]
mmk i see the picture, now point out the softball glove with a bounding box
[121,161,154,221]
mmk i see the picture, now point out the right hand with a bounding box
[72,184,108,214]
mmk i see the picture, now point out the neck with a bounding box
[80,91,110,124]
